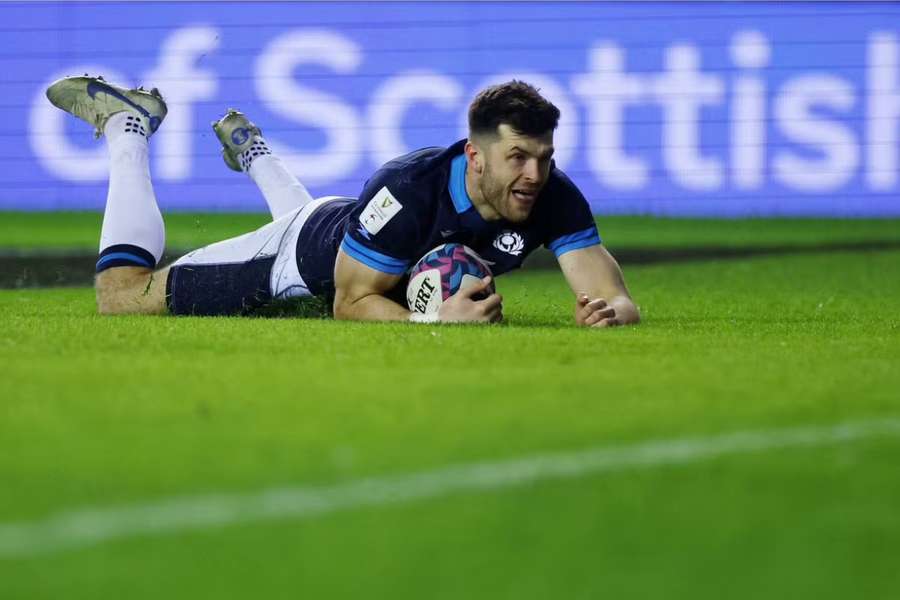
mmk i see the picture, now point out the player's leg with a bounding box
[94,265,170,314]
[46,75,169,315]
[165,193,352,315]
[99,201,315,316]
[212,109,315,220]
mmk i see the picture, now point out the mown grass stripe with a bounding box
[1,417,898,560]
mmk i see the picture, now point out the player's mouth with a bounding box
[511,189,538,206]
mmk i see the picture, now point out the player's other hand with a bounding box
[439,276,503,323]
[575,293,618,328]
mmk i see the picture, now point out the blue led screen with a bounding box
[2,2,899,216]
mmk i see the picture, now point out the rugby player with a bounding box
[46,76,639,327]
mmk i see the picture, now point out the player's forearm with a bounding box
[333,291,411,322]
[610,295,640,325]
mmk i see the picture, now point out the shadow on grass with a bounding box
[526,240,900,268]
[3,240,900,289]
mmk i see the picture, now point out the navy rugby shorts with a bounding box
[165,196,346,316]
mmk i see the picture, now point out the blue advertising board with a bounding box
[2,2,899,216]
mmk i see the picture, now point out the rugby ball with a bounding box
[406,243,494,315]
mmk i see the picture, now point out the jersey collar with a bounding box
[448,151,509,236]
[448,154,473,213]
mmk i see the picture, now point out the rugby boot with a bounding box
[212,108,265,172]
[46,75,167,139]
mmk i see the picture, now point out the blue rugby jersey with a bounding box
[294,139,602,298]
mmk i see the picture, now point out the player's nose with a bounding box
[523,157,543,184]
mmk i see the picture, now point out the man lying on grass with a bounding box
[46,76,639,327]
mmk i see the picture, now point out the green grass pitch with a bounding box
[1,216,900,599]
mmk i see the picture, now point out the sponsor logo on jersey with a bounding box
[493,230,525,256]
[360,186,403,235]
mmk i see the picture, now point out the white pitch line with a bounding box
[2,417,899,560]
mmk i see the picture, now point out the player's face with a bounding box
[480,124,554,223]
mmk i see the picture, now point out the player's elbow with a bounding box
[332,297,352,321]
[333,302,353,321]
[332,288,360,321]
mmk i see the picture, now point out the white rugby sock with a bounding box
[243,137,314,219]
[96,111,165,272]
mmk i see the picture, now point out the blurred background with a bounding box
[3,1,898,217]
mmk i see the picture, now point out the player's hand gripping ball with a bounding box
[407,243,495,315]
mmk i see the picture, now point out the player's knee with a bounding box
[95,267,161,315]
[95,271,133,315]
[95,286,130,315]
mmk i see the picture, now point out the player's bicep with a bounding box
[334,247,404,307]
[557,244,632,301]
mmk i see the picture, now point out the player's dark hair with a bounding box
[468,80,560,139]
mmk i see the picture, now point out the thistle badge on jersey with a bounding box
[493,230,525,256]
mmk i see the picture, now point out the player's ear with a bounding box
[464,140,484,175]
